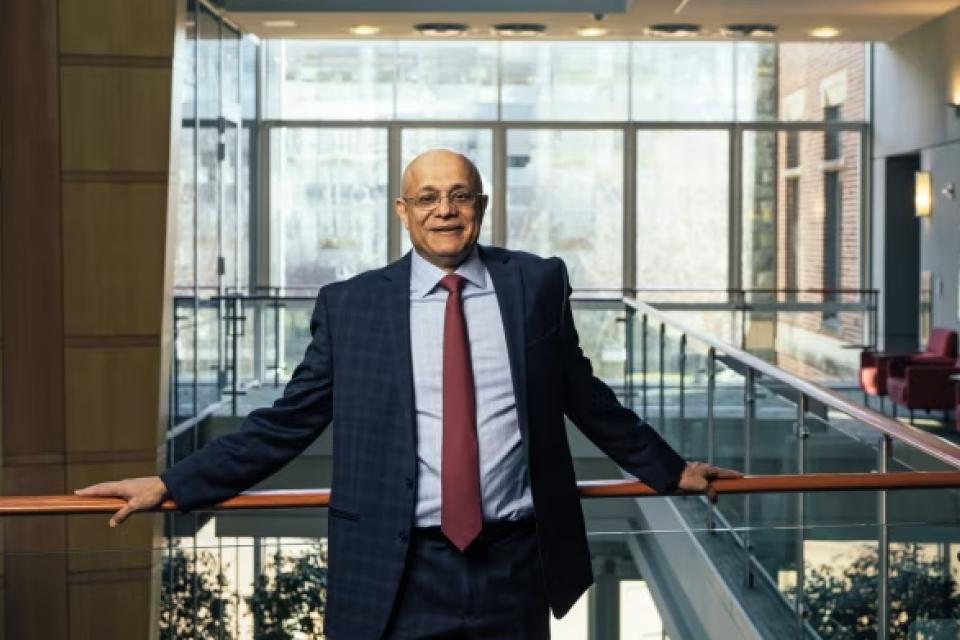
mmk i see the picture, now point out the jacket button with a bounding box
[397,531,409,543]
[404,477,414,490]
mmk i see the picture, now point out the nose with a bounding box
[435,195,455,216]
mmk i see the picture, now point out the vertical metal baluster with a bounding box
[795,393,809,639]
[679,333,687,456]
[706,347,716,534]
[625,305,635,410]
[273,288,281,387]
[231,295,240,416]
[878,434,891,640]
[642,314,648,418]
[658,323,666,428]
[744,367,755,588]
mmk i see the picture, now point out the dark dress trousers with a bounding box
[161,245,687,639]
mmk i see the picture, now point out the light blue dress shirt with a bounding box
[409,246,534,526]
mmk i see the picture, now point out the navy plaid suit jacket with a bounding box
[161,245,686,639]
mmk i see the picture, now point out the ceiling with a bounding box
[220,0,960,41]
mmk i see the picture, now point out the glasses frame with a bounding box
[398,190,486,212]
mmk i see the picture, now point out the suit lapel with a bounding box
[381,253,417,450]
[481,245,530,442]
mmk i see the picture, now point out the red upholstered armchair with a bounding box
[859,328,958,404]
[887,357,960,425]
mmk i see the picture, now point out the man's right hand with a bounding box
[74,476,169,528]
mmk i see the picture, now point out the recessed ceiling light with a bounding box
[645,23,702,37]
[576,25,608,37]
[493,23,547,37]
[722,23,778,38]
[809,26,841,38]
[262,20,297,29]
[414,22,469,37]
[349,24,381,36]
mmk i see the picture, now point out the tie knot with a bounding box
[439,274,466,296]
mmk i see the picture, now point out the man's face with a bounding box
[395,152,487,271]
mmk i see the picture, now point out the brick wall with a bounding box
[777,43,867,349]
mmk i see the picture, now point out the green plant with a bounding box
[160,540,234,639]
[247,543,328,639]
[804,543,960,639]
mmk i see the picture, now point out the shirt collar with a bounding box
[410,245,486,298]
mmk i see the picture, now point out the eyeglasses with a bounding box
[400,190,483,211]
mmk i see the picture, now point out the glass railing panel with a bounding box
[712,355,748,533]
[641,313,662,422]
[196,297,223,410]
[4,480,959,640]
[280,298,315,383]
[236,298,257,390]
[674,334,712,464]
[746,379,802,608]
[172,297,198,424]
[570,301,628,398]
[802,414,883,639]
[886,488,960,640]
[655,323,681,445]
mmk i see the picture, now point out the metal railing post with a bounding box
[658,322,666,427]
[795,393,809,639]
[744,367,755,588]
[273,288,282,387]
[624,305,635,410]
[679,333,687,455]
[231,295,241,416]
[641,314,648,418]
[878,434,891,640]
[706,346,716,533]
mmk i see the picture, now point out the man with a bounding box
[78,149,739,639]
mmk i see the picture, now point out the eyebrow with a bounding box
[415,182,471,193]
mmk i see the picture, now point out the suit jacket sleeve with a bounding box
[161,287,335,511]
[557,260,686,494]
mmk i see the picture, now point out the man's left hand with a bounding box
[676,461,743,501]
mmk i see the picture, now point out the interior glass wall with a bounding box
[172,1,258,426]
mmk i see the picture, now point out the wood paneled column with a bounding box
[0,0,183,637]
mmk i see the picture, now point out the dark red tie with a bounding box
[439,274,482,551]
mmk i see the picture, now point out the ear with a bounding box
[477,194,489,220]
[394,197,410,230]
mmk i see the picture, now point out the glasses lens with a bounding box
[450,191,474,206]
[414,193,439,208]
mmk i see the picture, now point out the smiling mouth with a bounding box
[431,227,463,233]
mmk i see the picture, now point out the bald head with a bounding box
[401,149,483,196]
[394,148,488,272]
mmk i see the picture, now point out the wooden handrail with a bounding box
[2,472,960,516]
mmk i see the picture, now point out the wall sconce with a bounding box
[915,170,933,217]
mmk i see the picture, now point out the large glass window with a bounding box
[500,42,628,121]
[395,42,498,120]
[270,128,389,287]
[265,40,395,120]
[632,43,735,121]
[636,130,729,290]
[506,129,623,289]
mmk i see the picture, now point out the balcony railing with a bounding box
[134,284,959,639]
